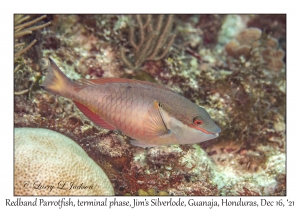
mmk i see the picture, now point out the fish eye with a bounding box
[193,116,204,126]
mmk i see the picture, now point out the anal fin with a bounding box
[130,140,158,148]
[130,132,179,147]
[73,100,116,130]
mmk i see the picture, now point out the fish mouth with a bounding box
[213,126,221,136]
[207,130,221,138]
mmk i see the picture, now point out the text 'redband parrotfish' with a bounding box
[41,58,221,147]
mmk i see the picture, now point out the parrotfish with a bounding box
[41,58,221,147]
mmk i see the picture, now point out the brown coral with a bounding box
[247,14,286,40]
[261,48,285,72]
[225,27,285,72]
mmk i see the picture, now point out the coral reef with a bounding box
[196,14,225,47]
[247,14,286,40]
[14,128,114,195]
[14,14,286,196]
[120,14,175,70]
[225,27,285,72]
[14,15,51,96]
[14,15,51,59]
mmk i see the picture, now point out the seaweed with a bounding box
[14,15,51,96]
[120,15,175,70]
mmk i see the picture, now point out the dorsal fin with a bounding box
[76,79,97,86]
[73,100,116,130]
[74,77,178,94]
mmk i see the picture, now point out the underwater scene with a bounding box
[14,14,286,196]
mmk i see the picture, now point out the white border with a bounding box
[2,0,298,209]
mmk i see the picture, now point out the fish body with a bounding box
[41,58,221,147]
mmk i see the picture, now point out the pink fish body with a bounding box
[41,58,221,147]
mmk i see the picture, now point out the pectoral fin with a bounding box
[143,100,169,138]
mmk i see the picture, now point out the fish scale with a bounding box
[100,84,147,138]
[101,85,132,135]
[97,85,194,139]
[41,58,221,147]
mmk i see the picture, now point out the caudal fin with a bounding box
[41,58,74,98]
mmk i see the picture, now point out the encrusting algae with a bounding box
[14,14,286,196]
